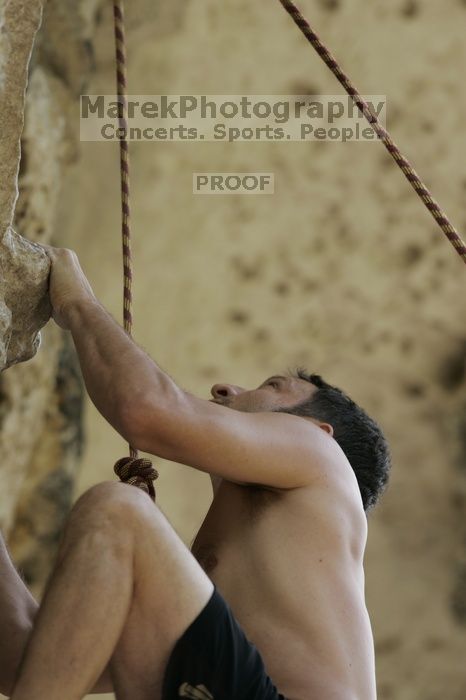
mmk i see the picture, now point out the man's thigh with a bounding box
[126,482,213,635]
[88,482,214,698]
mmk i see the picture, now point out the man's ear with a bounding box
[319,422,334,437]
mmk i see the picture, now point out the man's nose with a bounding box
[211,383,245,400]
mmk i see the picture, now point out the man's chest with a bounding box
[190,481,284,573]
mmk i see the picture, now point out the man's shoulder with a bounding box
[278,461,368,546]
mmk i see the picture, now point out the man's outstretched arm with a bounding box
[44,246,339,490]
[62,297,335,490]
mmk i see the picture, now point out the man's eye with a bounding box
[267,381,278,388]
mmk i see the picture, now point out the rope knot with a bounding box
[114,456,159,502]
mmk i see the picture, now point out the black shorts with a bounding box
[162,585,288,700]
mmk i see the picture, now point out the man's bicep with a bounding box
[133,393,326,489]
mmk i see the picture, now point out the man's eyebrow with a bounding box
[265,375,288,383]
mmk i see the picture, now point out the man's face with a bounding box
[209,374,317,413]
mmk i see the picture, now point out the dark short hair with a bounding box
[276,368,391,515]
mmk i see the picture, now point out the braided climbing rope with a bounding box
[278,0,466,265]
[112,0,159,501]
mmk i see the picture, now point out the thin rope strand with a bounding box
[113,0,136,455]
[112,0,158,500]
[278,0,466,265]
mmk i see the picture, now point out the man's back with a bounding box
[191,461,376,700]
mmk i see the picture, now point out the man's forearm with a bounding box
[66,299,176,439]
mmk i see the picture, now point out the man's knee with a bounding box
[75,481,153,516]
[62,481,156,546]
[54,482,157,564]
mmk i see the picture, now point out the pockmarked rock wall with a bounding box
[0,2,465,700]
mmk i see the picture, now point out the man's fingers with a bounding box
[36,244,77,261]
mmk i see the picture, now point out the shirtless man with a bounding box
[1,247,391,700]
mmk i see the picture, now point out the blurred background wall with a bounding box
[1,1,466,698]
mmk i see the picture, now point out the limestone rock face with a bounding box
[0,0,51,371]
[0,0,42,233]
